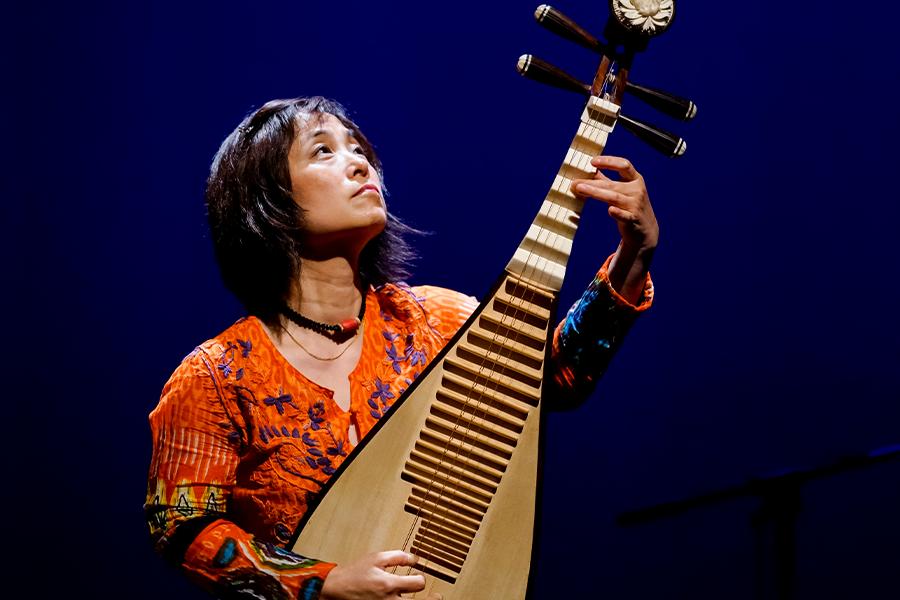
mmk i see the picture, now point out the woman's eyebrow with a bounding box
[304,127,354,142]
[306,129,330,140]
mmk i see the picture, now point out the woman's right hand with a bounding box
[320,550,442,600]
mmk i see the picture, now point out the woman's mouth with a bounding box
[353,184,380,197]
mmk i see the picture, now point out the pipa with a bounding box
[289,3,693,597]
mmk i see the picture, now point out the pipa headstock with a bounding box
[519,2,694,157]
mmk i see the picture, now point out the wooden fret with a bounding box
[506,95,621,291]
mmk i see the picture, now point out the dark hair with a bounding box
[205,96,419,325]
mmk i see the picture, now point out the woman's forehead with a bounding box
[296,112,354,141]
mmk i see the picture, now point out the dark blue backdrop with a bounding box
[7,1,900,598]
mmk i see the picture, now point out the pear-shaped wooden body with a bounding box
[291,274,554,599]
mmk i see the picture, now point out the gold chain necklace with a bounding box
[280,322,363,362]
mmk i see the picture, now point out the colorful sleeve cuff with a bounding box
[179,518,337,600]
[548,253,654,406]
[594,253,654,313]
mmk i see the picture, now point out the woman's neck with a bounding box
[287,256,365,324]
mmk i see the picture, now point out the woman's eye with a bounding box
[314,145,332,156]
[353,146,366,156]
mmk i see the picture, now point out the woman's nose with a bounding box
[347,152,369,179]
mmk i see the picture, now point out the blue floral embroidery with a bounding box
[217,342,237,378]
[301,403,347,476]
[326,438,347,457]
[394,282,427,306]
[217,339,252,379]
[405,333,427,367]
[320,425,347,474]
[307,401,326,431]
[385,341,403,374]
[398,377,413,395]
[376,324,427,417]
[264,388,296,415]
[302,432,321,452]
[383,330,428,376]
[368,377,396,419]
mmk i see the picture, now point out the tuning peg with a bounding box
[517,54,590,95]
[534,4,605,53]
[516,54,688,157]
[625,81,697,121]
[618,113,686,157]
[516,54,697,122]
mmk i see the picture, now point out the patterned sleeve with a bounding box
[144,351,336,600]
[546,253,653,409]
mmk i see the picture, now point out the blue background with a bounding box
[7,1,900,598]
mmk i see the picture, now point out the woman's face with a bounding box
[287,112,386,254]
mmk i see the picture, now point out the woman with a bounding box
[145,96,656,600]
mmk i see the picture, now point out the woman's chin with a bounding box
[361,207,387,230]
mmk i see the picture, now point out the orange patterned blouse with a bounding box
[145,261,652,599]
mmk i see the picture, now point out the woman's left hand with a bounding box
[570,155,658,254]
[570,155,658,304]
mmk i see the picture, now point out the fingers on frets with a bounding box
[570,155,644,207]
